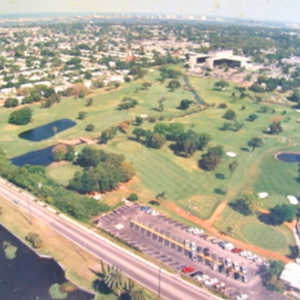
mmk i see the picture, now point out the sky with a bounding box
[1,0,300,23]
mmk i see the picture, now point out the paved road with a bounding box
[0,179,222,300]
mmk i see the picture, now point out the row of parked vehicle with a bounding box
[186,226,264,264]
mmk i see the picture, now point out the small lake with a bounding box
[276,152,300,163]
[11,146,54,166]
[19,119,76,142]
[0,225,94,300]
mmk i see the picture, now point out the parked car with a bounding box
[232,248,242,253]
[190,271,203,277]
[182,266,195,273]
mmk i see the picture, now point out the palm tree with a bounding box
[103,265,123,296]
[130,289,146,300]
[248,137,263,152]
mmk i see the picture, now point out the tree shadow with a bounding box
[92,279,112,295]
[258,213,272,225]
[215,173,226,180]
[149,200,160,206]
[240,147,250,152]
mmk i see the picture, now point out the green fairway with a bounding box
[241,222,287,251]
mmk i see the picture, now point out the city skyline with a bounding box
[0,0,300,23]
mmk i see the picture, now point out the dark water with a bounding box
[0,225,94,300]
[19,119,76,142]
[11,146,54,166]
[277,152,300,163]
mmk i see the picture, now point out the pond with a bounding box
[11,146,55,166]
[0,225,94,300]
[276,152,300,163]
[19,119,76,142]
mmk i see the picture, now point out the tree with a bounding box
[132,128,147,142]
[78,111,87,120]
[8,107,32,125]
[100,127,117,144]
[214,80,229,91]
[230,196,254,216]
[268,121,282,135]
[145,132,166,149]
[248,137,263,152]
[178,99,193,110]
[247,114,258,122]
[263,260,284,291]
[223,109,236,121]
[228,161,238,176]
[287,89,300,104]
[167,79,181,91]
[86,98,93,106]
[268,204,295,225]
[199,146,224,171]
[4,98,18,108]
[103,265,123,296]
[85,124,95,132]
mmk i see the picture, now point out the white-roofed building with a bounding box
[280,263,300,291]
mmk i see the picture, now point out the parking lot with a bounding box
[96,204,276,300]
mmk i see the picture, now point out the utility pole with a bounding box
[158,267,161,299]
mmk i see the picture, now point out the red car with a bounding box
[182,266,195,273]
[232,248,242,253]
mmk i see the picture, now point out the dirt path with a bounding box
[168,202,292,263]
[206,201,227,227]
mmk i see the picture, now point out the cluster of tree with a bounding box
[266,204,296,226]
[117,97,138,110]
[133,123,211,156]
[262,260,284,292]
[158,67,181,81]
[100,126,118,144]
[267,121,283,135]
[248,137,263,152]
[96,262,146,300]
[8,107,32,125]
[0,149,109,221]
[247,113,258,122]
[287,89,300,106]
[69,147,135,194]
[52,144,75,162]
[63,83,89,98]
[220,121,244,132]
[199,145,224,171]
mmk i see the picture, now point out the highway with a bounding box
[0,178,222,300]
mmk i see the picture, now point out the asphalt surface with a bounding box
[0,178,223,300]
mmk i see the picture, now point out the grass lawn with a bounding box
[241,223,287,251]
[46,163,81,186]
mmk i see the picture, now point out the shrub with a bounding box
[77,111,87,120]
[127,193,138,201]
[85,124,95,132]
[4,98,18,108]
[25,232,42,249]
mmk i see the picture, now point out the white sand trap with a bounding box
[258,192,269,199]
[287,195,299,205]
[226,152,237,157]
